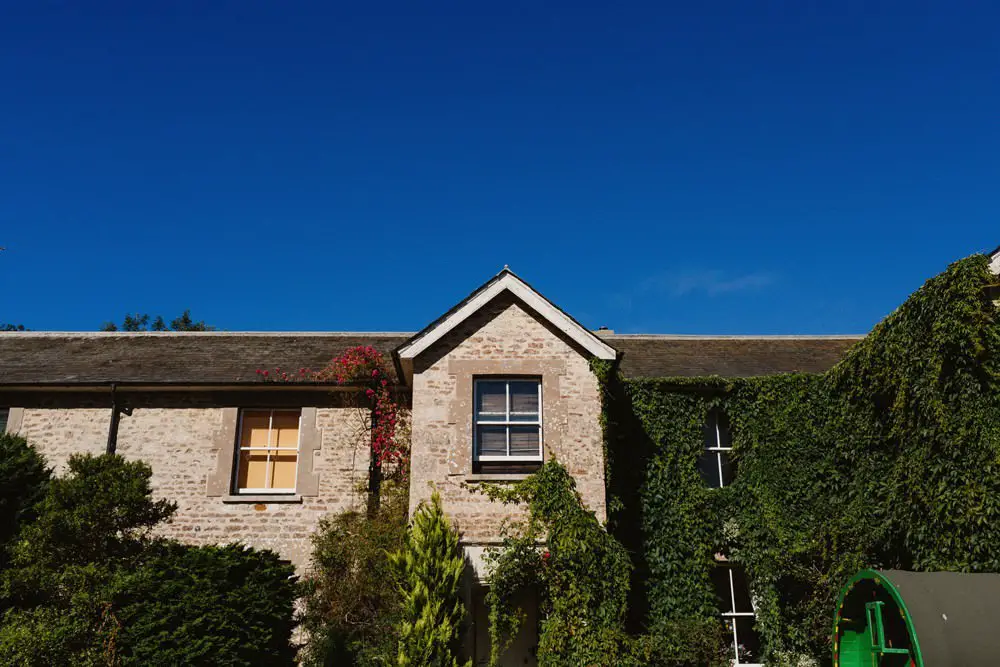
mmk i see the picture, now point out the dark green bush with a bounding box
[117,542,298,666]
[0,433,51,567]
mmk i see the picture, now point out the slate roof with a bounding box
[0,332,862,386]
[604,335,862,378]
[0,333,412,386]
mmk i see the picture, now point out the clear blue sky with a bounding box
[1,2,996,334]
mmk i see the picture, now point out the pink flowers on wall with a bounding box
[255,345,407,474]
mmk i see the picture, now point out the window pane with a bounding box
[711,567,734,613]
[270,453,298,489]
[734,616,763,664]
[730,567,754,613]
[477,426,507,457]
[0,408,7,434]
[241,411,271,447]
[237,451,268,489]
[720,451,736,487]
[509,382,539,415]
[509,426,540,457]
[273,412,300,449]
[703,411,718,448]
[717,412,733,448]
[698,451,722,488]
[477,382,507,415]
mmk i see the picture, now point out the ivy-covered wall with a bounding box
[601,254,1000,663]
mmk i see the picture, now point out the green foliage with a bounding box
[101,310,215,332]
[390,490,470,667]
[116,543,298,666]
[9,454,176,576]
[0,324,27,332]
[477,462,677,667]
[298,481,409,667]
[0,452,298,666]
[601,253,1000,663]
[0,434,51,566]
[0,454,175,663]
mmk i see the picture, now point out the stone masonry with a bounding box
[14,395,372,568]
[409,293,606,550]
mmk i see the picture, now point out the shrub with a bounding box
[390,490,469,667]
[0,433,51,568]
[0,453,298,666]
[298,481,409,666]
[116,543,298,666]
[0,454,174,663]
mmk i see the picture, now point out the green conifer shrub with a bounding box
[390,490,470,667]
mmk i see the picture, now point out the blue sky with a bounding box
[1,2,996,334]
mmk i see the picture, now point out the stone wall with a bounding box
[409,293,606,551]
[10,391,373,568]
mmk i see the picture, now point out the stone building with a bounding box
[0,267,865,666]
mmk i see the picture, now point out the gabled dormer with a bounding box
[395,267,616,383]
[396,267,615,547]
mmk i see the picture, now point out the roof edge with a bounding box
[0,331,415,338]
[396,268,617,361]
[604,334,865,340]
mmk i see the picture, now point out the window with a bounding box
[0,408,7,434]
[698,410,734,488]
[234,409,301,493]
[712,565,764,667]
[474,378,542,462]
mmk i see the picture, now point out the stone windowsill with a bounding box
[464,473,531,483]
[222,494,303,504]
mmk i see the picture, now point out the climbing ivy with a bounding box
[475,462,641,666]
[600,253,1000,664]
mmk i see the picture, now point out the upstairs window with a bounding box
[474,379,543,463]
[712,564,764,666]
[234,409,300,493]
[698,409,734,488]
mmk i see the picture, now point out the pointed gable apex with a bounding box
[395,268,617,363]
[990,244,1000,275]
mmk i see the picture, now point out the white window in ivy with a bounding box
[712,564,764,667]
[474,378,542,462]
[698,409,734,488]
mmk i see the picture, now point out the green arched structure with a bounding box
[833,569,1000,666]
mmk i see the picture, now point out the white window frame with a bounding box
[703,410,733,489]
[234,408,302,494]
[718,565,762,667]
[473,378,543,462]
